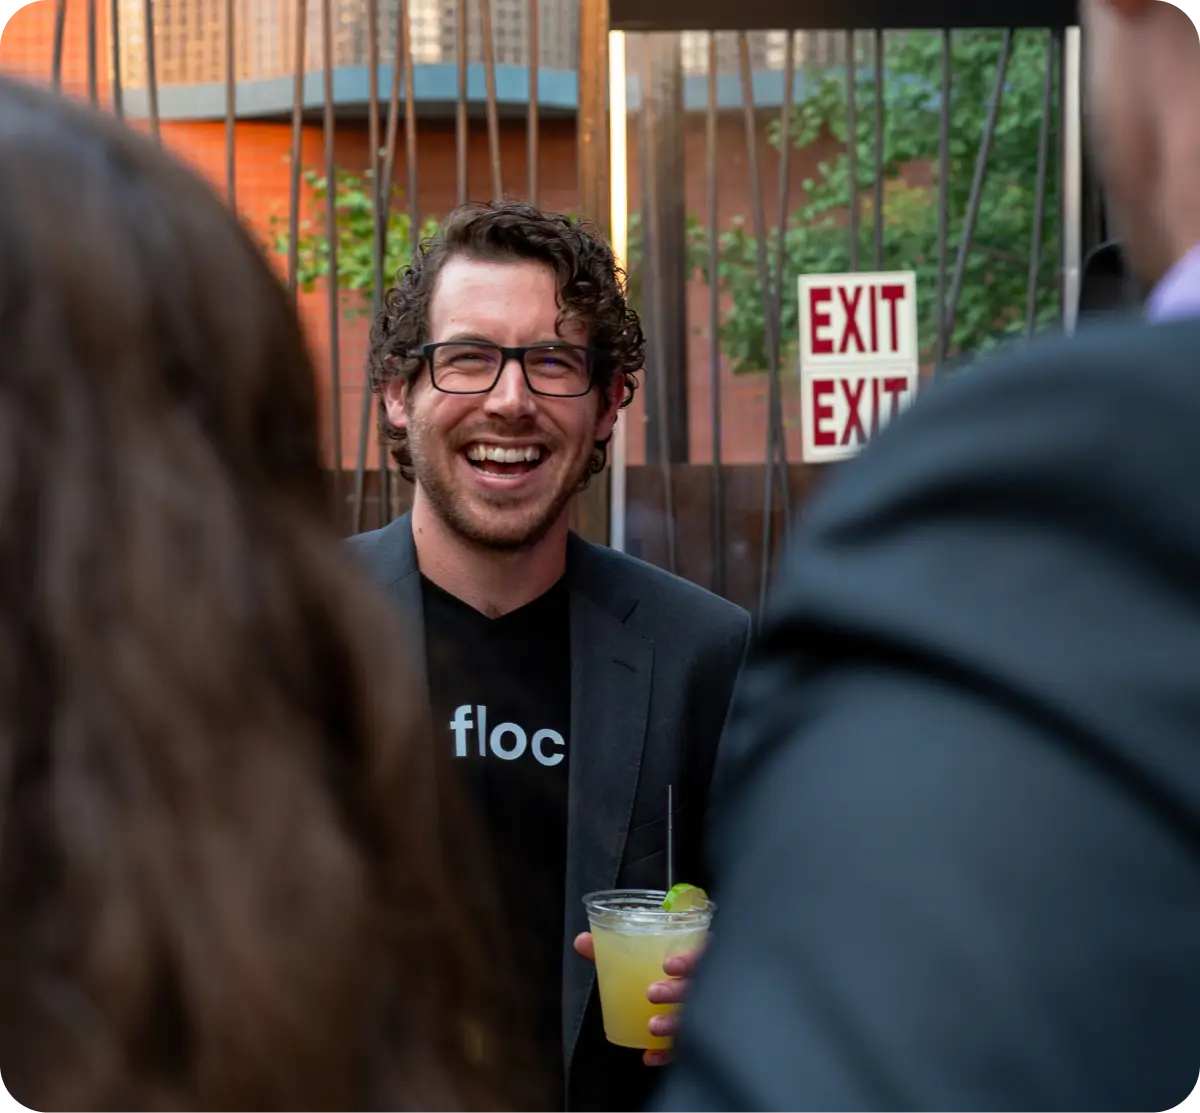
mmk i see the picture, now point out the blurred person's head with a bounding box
[1082,0,1200,287]
[0,78,519,1112]
[368,202,644,552]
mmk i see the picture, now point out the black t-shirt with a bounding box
[421,574,571,1095]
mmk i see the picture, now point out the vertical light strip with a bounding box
[608,28,629,553]
[1062,25,1083,334]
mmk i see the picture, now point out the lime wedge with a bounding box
[661,883,708,912]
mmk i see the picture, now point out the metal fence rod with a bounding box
[141,0,159,139]
[402,0,421,472]
[109,0,123,118]
[737,32,779,614]
[51,0,65,92]
[480,0,503,198]
[846,29,858,271]
[86,0,98,106]
[379,0,419,524]
[1026,30,1056,336]
[225,0,236,206]
[944,28,1012,344]
[1061,26,1082,331]
[456,0,469,205]
[353,0,385,534]
[706,31,724,598]
[528,0,539,202]
[873,28,884,270]
[401,0,420,271]
[321,0,344,506]
[936,28,950,363]
[768,30,795,539]
[641,42,677,576]
[287,0,307,301]
[607,27,628,552]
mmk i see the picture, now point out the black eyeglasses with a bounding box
[411,341,597,398]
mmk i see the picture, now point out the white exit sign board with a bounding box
[798,271,920,464]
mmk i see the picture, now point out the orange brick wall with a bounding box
[2,0,811,472]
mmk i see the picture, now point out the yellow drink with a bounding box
[584,889,715,1050]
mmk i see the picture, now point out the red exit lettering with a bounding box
[810,375,912,449]
[808,282,908,355]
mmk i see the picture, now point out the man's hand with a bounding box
[573,933,706,1067]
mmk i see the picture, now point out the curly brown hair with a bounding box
[0,78,531,1112]
[368,201,645,483]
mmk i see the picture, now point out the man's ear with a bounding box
[383,376,408,431]
[594,373,626,443]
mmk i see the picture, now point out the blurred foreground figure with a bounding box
[0,78,516,1111]
[656,1,1200,1108]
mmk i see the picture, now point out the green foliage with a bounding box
[269,166,440,316]
[716,29,1063,373]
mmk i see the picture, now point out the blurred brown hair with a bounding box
[0,77,520,1111]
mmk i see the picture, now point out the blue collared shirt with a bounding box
[1146,244,1200,323]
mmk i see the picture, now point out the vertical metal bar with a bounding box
[322,0,344,508]
[380,0,419,525]
[737,32,779,614]
[575,0,611,545]
[608,28,628,553]
[382,0,419,247]
[51,0,66,92]
[768,30,795,538]
[141,0,160,140]
[287,0,308,301]
[381,0,404,195]
[86,0,98,105]
[1026,31,1056,337]
[456,0,469,205]
[706,31,724,597]
[528,0,539,203]
[873,28,884,270]
[1062,26,1083,333]
[480,0,503,198]
[354,0,385,535]
[109,0,123,118]
[846,30,858,271]
[944,29,1012,345]
[936,28,950,363]
[402,0,420,267]
[641,42,677,575]
[225,0,236,206]
[642,35,688,465]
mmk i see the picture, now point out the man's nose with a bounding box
[483,356,537,418]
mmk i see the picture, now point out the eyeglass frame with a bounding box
[407,340,600,398]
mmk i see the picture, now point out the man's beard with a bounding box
[407,420,590,552]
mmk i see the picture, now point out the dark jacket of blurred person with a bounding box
[654,1,1200,1109]
[0,77,528,1113]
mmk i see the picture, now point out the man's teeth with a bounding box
[465,444,542,464]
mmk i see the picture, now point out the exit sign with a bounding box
[798,271,921,464]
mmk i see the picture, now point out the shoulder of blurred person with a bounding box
[652,313,1200,1112]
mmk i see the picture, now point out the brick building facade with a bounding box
[1,0,829,477]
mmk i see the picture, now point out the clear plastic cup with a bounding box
[583,888,715,1050]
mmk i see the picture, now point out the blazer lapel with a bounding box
[561,543,654,1072]
[368,513,442,826]
[372,512,428,690]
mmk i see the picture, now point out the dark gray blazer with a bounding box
[348,512,751,1111]
[656,317,1200,1112]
